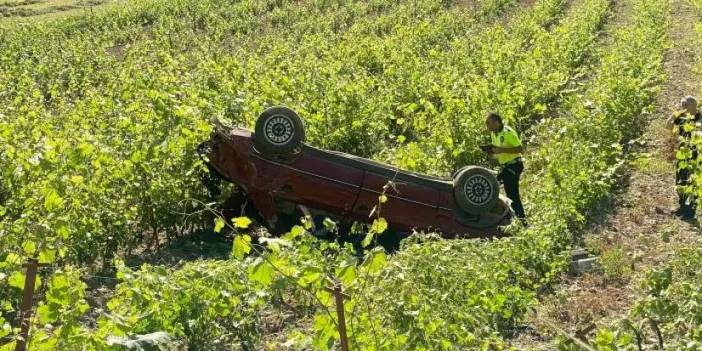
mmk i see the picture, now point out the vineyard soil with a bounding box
[0,0,120,22]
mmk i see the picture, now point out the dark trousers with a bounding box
[676,161,696,215]
[497,160,526,220]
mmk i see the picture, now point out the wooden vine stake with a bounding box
[326,283,350,351]
[15,258,38,351]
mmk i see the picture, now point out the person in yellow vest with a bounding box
[485,112,526,221]
[665,95,700,220]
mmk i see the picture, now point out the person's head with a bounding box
[486,112,503,132]
[681,96,698,114]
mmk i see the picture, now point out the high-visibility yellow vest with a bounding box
[490,125,523,165]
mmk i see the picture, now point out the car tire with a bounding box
[453,166,499,215]
[253,106,305,157]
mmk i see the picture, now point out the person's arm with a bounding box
[492,127,524,154]
[666,114,676,131]
[493,146,524,154]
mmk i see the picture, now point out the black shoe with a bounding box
[677,207,696,221]
[517,218,529,228]
[681,212,696,221]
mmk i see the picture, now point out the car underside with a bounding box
[198,107,514,243]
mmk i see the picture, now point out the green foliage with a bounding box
[600,246,633,283]
[26,268,97,351]
[0,0,675,348]
[0,0,518,306]
[561,1,702,348]
[232,216,252,229]
[686,3,702,218]
[232,234,252,259]
[580,247,702,350]
[92,226,369,350]
[213,217,225,233]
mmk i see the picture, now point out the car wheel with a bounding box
[253,106,305,157]
[453,166,499,215]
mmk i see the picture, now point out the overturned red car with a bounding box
[198,106,513,240]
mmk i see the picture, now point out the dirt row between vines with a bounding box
[513,0,702,348]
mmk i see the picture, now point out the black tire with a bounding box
[253,106,305,157]
[453,166,499,215]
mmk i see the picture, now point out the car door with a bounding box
[352,170,440,232]
[264,150,364,216]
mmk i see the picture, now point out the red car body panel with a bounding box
[204,126,512,239]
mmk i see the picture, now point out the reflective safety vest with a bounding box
[490,125,523,165]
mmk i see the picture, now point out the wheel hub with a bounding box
[464,175,492,205]
[264,115,294,145]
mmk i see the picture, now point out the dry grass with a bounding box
[0,0,122,22]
